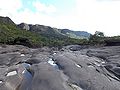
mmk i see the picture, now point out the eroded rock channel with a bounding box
[0,45,120,90]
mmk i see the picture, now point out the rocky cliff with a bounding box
[17,23,90,39]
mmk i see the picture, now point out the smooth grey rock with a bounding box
[18,23,30,30]
[54,51,120,90]
[0,45,120,90]
[30,63,70,90]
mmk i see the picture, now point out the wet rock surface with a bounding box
[0,45,120,90]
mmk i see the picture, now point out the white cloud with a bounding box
[30,0,120,36]
[0,0,120,36]
[0,0,22,11]
[0,0,22,19]
[33,1,56,13]
[15,9,54,24]
[73,0,120,36]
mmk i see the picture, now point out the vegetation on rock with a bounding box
[0,16,89,48]
[0,16,120,48]
[89,31,120,46]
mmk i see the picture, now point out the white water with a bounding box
[0,80,3,83]
[7,71,17,76]
[75,64,82,68]
[69,83,83,90]
[53,53,57,55]
[48,58,59,69]
[21,54,25,57]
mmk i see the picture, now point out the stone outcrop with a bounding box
[0,45,120,90]
[17,23,30,30]
[0,16,15,25]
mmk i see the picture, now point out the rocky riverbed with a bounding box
[0,45,120,90]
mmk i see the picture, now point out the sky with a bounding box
[0,0,120,36]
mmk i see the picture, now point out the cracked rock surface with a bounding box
[0,45,120,90]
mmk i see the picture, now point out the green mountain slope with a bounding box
[0,18,47,47]
[59,29,90,39]
[0,16,89,48]
[18,23,90,39]
[18,23,68,40]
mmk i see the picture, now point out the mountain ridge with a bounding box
[0,16,89,47]
[17,23,90,39]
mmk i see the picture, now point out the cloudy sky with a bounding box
[0,0,120,36]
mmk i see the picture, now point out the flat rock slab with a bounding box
[0,45,120,90]
[30,63,70,90]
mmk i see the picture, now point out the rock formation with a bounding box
[0,45,120,90]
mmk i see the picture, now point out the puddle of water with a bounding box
[21,54,25,57]
[21,63,31,74]
[48,58,55,65]
[75,64,82,68]
[68,83,83,90]
[94,62,101,67]
[94,61,106,67]
[18,69,33,90]
[22,70,26,74]
[17,63,33,90]
[53,53,57,55]
[0,80,3,83]
[6,71,17,76]
[101,61,105,64]
[48,58,59,69]
[88,65,95,69]
[22,70,32,80]
[22,63,31,69]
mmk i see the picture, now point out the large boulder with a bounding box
[17,23,30,31]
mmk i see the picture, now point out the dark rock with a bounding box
[0,16,15,25]
[54,51,120,90]
[30,63,70,90]
[13,37,32,47]
[0,45,120,90]
[17,23,30,30]
[64,45,88,51]
[105,39,120,46]
[25,58,41,65]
